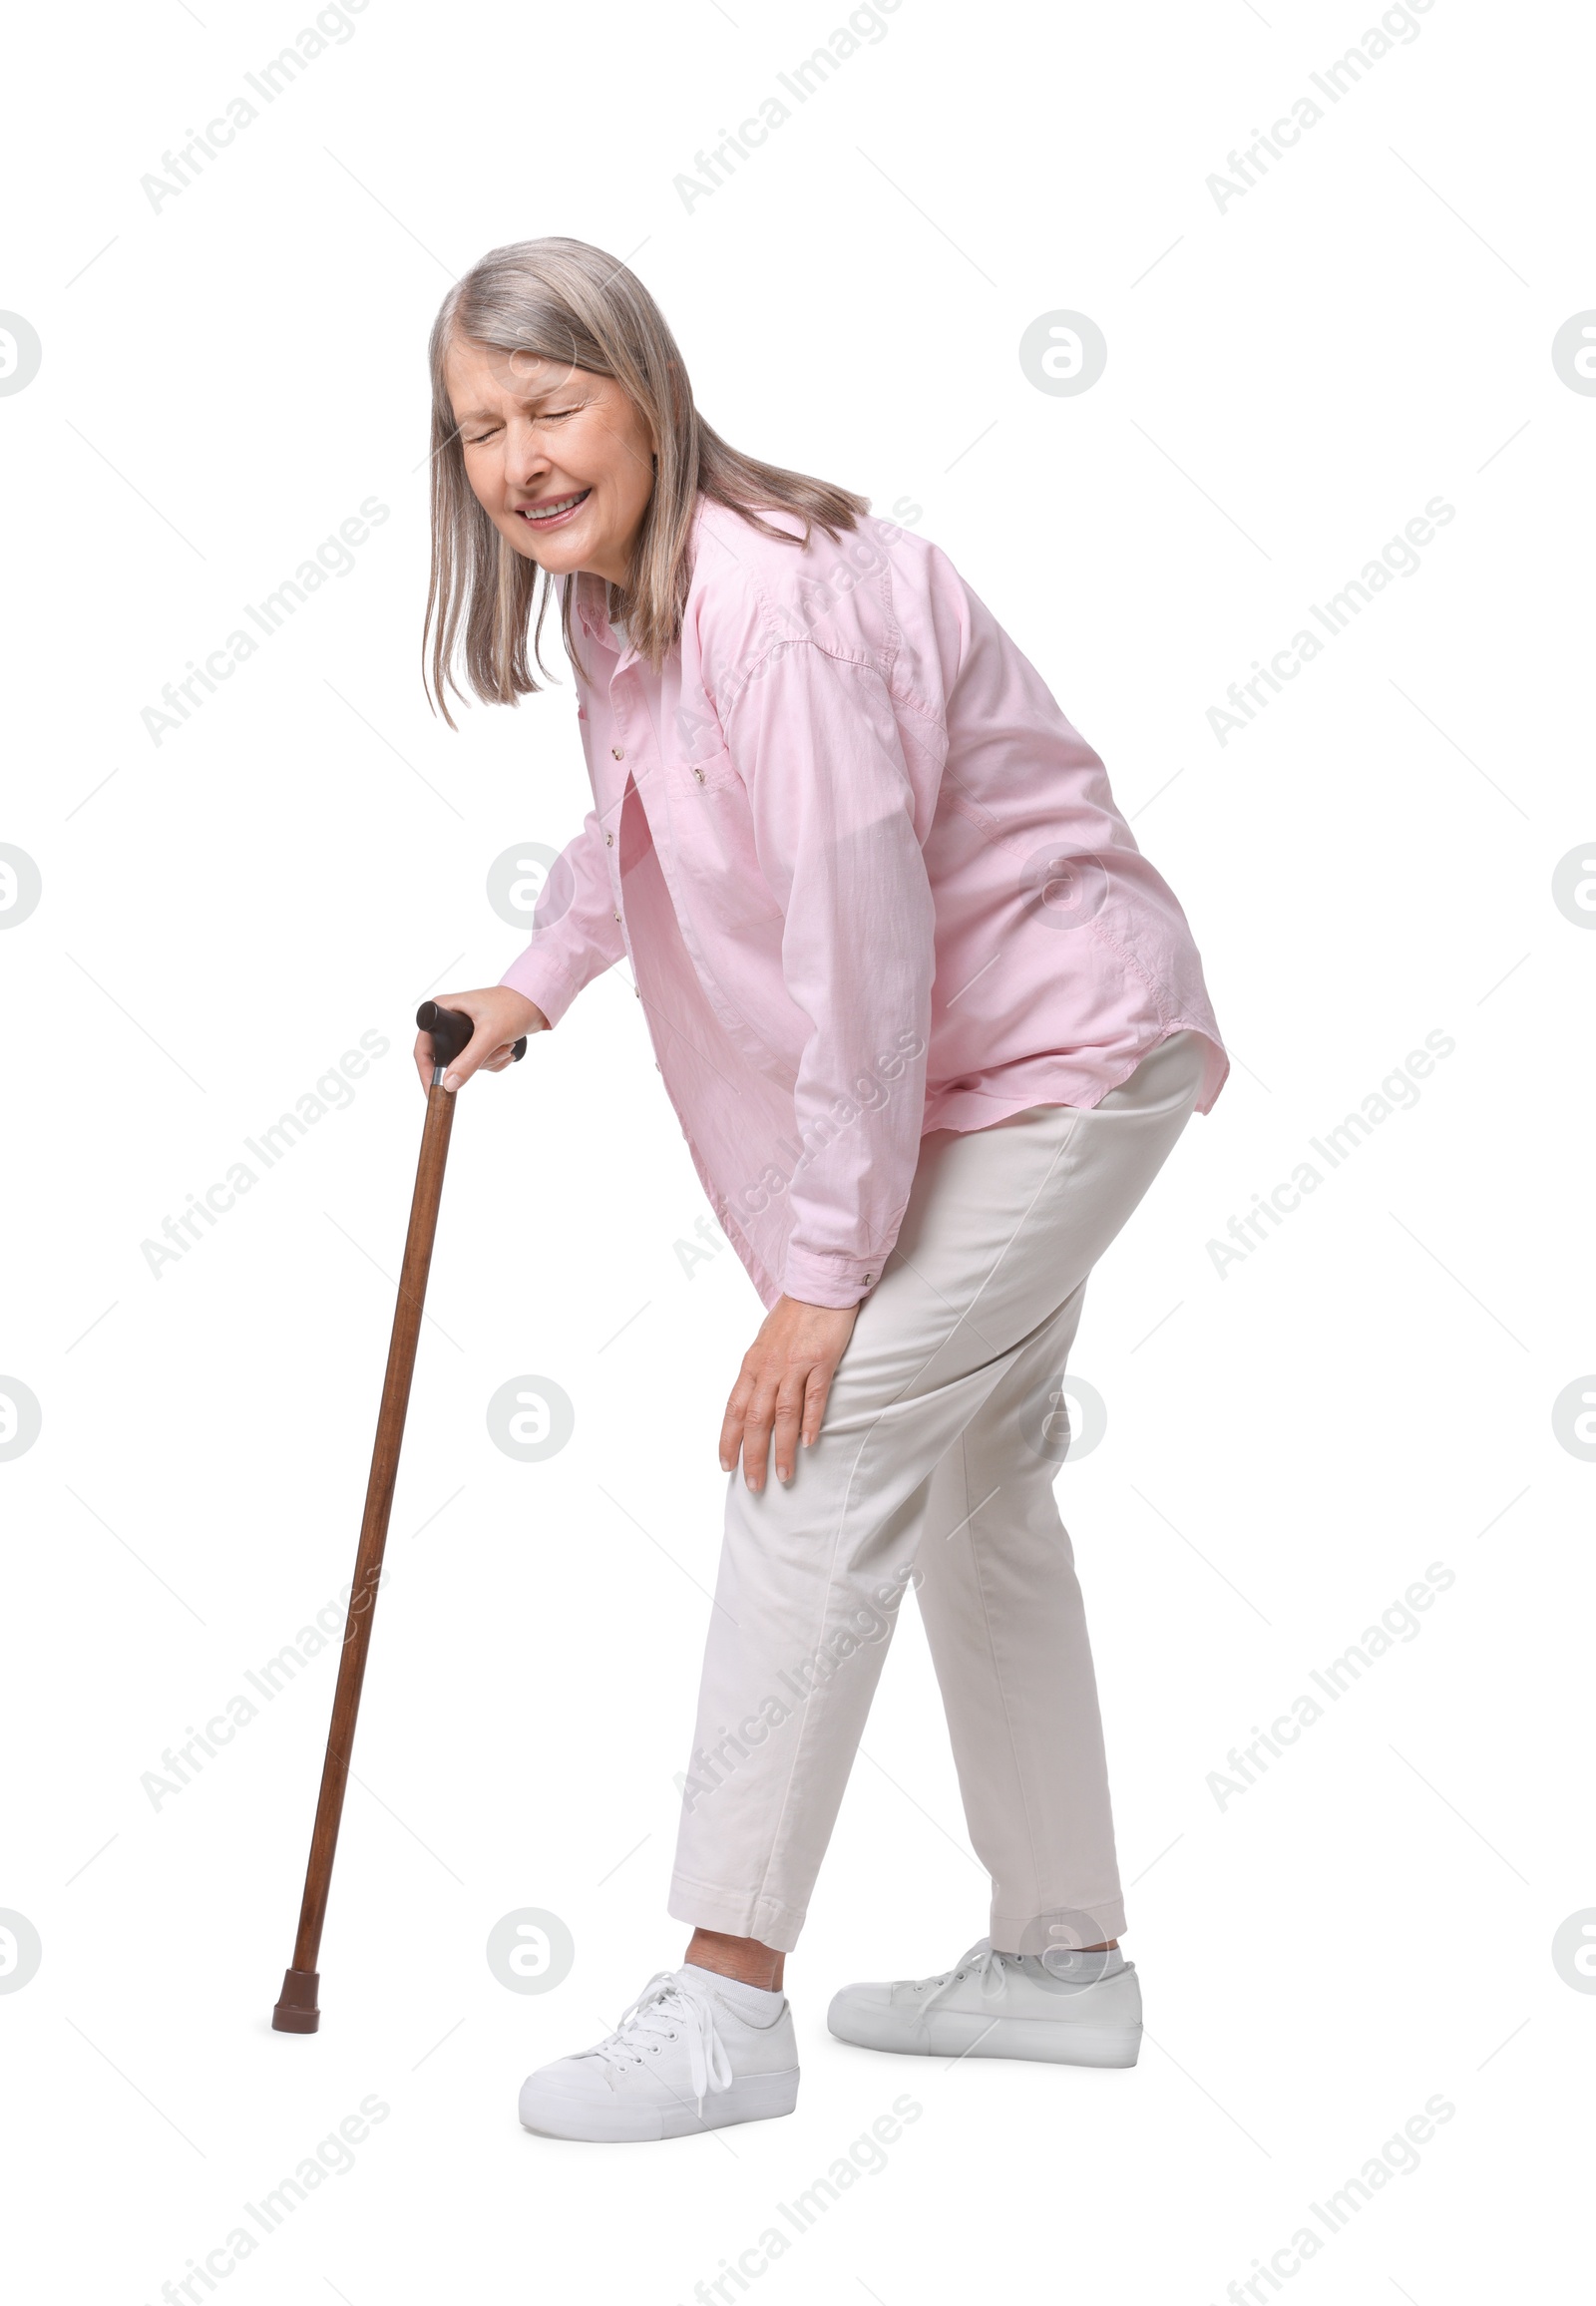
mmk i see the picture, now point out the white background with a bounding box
[2,0,1591,2297]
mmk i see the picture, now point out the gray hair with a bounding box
[424,235,869,724]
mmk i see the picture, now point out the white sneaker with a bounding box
[827,1938,1141,2068]
[518,1962,800,2141]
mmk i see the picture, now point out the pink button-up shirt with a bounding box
[500,494,1228,1311]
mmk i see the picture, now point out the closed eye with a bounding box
[464,407,581,446]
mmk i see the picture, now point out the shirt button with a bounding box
[863,1275,874,1287]
[692,766,705,783]
[611,747,624,760]
[604,831,613,846]
[612,909,622,924]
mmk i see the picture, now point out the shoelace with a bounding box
[921,1939,1009,2011]
[583,1972,734,2112]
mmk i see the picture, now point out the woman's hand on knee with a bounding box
[720,1296,858,1492]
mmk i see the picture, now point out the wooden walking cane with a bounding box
[270,999,526,2034]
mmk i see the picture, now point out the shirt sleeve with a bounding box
[724,640,936,1309]
[497,808,626,1025]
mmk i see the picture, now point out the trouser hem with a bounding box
[668,1870,808,1956]
[991,1898,1127,1952]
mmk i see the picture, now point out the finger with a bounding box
[439,1021,493,1091]
[412,1031,434,1093]
[771,1375,808,1485]
[800,1360,838,1450]
[740,1376,779,1493]
[420,993,503,1091]
[719,1373,754,1473]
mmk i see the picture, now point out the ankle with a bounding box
[684,1928,784,1993]
[995,1938,1120,1957]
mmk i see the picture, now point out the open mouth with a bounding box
[517,489,592,530]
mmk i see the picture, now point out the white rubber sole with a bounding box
[828,2007,1142,2068]
[519,2065,800,2142]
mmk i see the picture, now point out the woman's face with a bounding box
[445,336,657,587]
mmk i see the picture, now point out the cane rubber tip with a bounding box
[271,1968,321,2033]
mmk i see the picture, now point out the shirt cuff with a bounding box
[780,1247,885,1311]
[498,943,585,1028]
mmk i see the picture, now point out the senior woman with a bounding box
[417,237,1229,2143]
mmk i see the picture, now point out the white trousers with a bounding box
[668,1030,1208,1955]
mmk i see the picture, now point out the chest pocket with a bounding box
[660,742,779,929]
